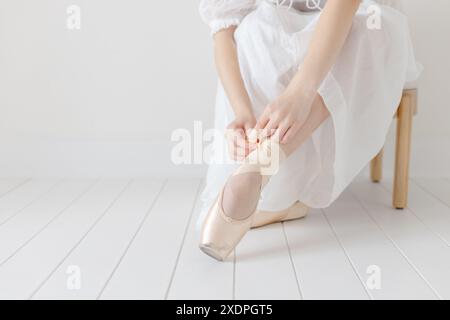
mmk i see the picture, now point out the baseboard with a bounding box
[0,135,449,178]
[374,134,450,178]
[0,140,206,178]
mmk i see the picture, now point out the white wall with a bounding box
[382,0,450,177]
[0,0,217,177]
[0,0,449,178]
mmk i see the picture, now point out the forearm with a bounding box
[213,28,254,119]
[286,0,361,99]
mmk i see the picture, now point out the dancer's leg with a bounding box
[222,94,330,220]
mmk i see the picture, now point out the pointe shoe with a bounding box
[199,171,270,261]
[251,201,309,229]
[199,190,255,261]
[199,139,283,261]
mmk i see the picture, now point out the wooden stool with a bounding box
[370,89,418,209]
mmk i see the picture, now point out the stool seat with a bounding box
[404,80,419,90]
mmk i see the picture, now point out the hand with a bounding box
[255,88,315,144]
[225,114,257,161]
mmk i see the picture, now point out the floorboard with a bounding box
[0,179,59,225]
[167,187,234,300]
[324,190,437,299]
[99,179,201,300]
[381,178,450,245]
[350,181,448,299]
[234,223,301,300]
[284,209,369,300]
[0,179,128,299]
[33,180,164,299]
[0,179,28,198]
[0,177,447,300]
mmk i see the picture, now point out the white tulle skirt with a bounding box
[197,0,422,228]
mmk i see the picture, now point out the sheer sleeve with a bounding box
[199,0,257,35]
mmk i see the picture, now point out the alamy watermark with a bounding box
[66,265,81,290]
[366,265,382,290]
[171,121,282,176]
[66,5,81,30]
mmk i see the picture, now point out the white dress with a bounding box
[197,0,422,228]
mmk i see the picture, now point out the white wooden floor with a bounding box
[0,176,450,300]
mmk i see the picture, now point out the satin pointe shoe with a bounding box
[199,139,284,261]
[251,201,309,229]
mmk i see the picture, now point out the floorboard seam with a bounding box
[321,209,372,300]
[0,179,63,227]
[0,178,31,199]
[164,179,203,300]
[411,178,450,210]
[281,222,303,300]
[378,181,450,246]
[96,179,168,299]
[28,179,132,300]
[0,179,98,267]
[347,187,442,300]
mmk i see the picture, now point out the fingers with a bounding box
[243,123,258,149]
[247,128,259,144]
[280,122,301,144]
[229,144,247,161]
[255,109,270,131]
[261,118,281,140]
[235,129,257,151]
[234,129,246,147]
[243,122,254,132]
[275,122,290,143]
[230,130,246,159]
[256,106,282,140]
[228,139,255,161]
[226,127,257,161]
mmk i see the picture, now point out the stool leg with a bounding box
[371,148,384,183]
[393,90,416,209]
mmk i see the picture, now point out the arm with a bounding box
[256,0,361,143]
[214,28,254,122]
[214,27,257,160]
